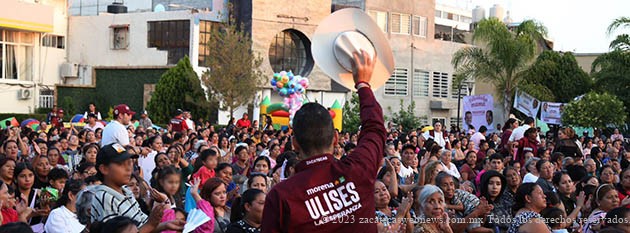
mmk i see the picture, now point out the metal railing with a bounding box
[39,94,54,108]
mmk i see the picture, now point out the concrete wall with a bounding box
[250,0,332,92]
[0,0,68,113]
[574,53,601,74]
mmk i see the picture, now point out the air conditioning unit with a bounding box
[18,89,32,100]
[60,62,79,78]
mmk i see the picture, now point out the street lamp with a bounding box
[456,79,474,130]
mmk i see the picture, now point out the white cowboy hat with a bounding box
[312,8,395,90]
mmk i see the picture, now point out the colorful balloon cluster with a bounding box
[270,71,309,97]
[270,71,310,125]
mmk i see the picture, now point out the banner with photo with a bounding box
[513,89,541,118]
[540,102,565,125]
[463,94,495,132]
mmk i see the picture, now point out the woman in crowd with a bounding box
[508,183,551,233]
[127,173,150,215]
[78,143,98,165]
[189,177,231,233]
[32,155,50,189]
[459,151,478,182]
[617,167,630,208]
[499,118,518,156]
[480,170,511,232]
[583,184,622,233]
[503,166,521,204]
[552,171,586,230]
[15,162,48,232]
[44,179,85,233]
[413,184,453,233]
[554,127,583,158]
[599,165,616,185]
[0,158,16,192]
[451,139,465,167]
[374,180,413,233]
[227,189,265,233]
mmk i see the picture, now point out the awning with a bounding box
[0,0,54,32]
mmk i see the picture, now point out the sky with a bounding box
[437,0,630,53]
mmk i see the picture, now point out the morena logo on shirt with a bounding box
[304,181,361,225]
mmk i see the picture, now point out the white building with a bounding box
[64,1,228,118]
[0,0,68,113]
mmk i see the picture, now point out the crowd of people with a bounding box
[0,53,628,233]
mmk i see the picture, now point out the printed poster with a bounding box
[463,94,495,132]
[513,89,541,118]
[540,102,565,125]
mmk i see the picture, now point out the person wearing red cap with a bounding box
[261,51,386,232]
[51,108,65,129]
[101,104,135,147]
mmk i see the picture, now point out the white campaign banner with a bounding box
[513,89,541,118]
[540,102,565,125]
[463,94,495,132]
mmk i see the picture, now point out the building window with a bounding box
[111,25,129,50]
[435,10,442,18]
[42,35,65,49]
[450,117,460,129]
[384,68,408,96]
[268,29,314,76]
[39,89,54,108]
[0,30,33,81]
[412,16,428,37]
[368,11,388,32]
[198,20,219,67]
[390,13,411,34]
[419,116,429,127]
[432,71,449,98]
[148,20,191,65]
[413,69,429,97]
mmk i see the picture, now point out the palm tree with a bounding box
[607,17,630,51]
[452,18,548,120]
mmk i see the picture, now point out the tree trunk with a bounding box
[503,90,512,121]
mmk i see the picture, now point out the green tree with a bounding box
[201,14,264,119]
[342,93,360,133]
[562,92,626,129]
[523,51,592,103]
[147,57,215,124]
[60,96,76,119]
[591,50,630,119]
[607,17,630,51]
[387,100,421,132]
[452,18,547,119]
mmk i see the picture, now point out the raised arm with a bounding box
[344,50,387,177]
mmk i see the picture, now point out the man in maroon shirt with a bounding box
[261,51,386,232]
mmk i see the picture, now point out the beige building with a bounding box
[233,0,349,126]
[334,0,473,129]
[0,0,68,113]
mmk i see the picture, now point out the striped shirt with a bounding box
[90,184,148,226]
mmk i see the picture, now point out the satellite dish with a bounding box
[154,4,165,12]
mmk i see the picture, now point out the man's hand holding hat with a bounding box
[352,50,376,89]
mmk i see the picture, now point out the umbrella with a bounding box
[0,117,19,129]
[21,118,40,131]
[21,118,39,127]
[70,114,85,123]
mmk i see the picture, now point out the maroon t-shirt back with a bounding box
[261,88,386,233]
